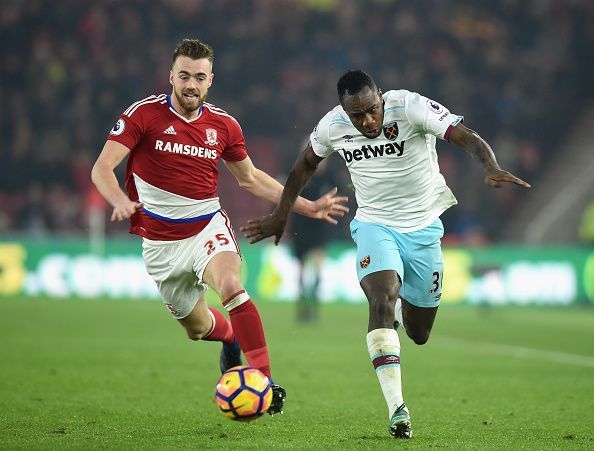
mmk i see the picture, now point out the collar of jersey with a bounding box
[166,94,203,123]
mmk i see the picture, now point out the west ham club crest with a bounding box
[383,121,399,141]
[360,255,371,268]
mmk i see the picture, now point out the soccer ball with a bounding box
[215,365,272,421]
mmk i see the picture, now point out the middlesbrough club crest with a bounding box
[383,121,399,141]
[360,255,371,268]
[205,128,219,146]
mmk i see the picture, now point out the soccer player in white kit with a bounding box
[242,70,530,435]
[91,39,349,416]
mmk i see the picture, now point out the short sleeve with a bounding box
[106,111,144,150]
[405,92,463,141]
[309,113,334,158]
[221,118,248,161]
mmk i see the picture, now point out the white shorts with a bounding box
[141,211,240,319]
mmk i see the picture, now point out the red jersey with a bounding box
[107,94,248,240]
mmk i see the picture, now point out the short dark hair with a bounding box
[172,38,214,66]
[337,70,378,102]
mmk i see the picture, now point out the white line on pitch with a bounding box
[434,335,594,368]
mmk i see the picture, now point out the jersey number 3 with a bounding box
[430,271,441,294]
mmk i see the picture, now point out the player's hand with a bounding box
[309,187,349,224]
[240,212,287,245]
[484,167,531,189]
[111,200,143,222]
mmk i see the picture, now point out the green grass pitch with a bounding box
[1,298,593,449]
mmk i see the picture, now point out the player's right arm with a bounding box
[91,140,143,222]
[240,144,324,245]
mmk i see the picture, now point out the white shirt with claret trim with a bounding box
[310,89,463,232]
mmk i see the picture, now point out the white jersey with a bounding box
[310,89,463,232]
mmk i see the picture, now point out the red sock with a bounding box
[203,307,235,346]
[224,291,271,378]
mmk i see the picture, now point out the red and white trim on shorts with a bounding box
[220,210,240,254]
[222,290,250,311]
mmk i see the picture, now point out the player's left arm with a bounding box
[223,156,348,223]
[448,123,531,189]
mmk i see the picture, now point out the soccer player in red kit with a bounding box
[91,38,349,415]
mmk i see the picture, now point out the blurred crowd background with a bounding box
[1,0,593,244]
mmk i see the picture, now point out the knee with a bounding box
[368,291,398,315]
[217,276,244,301]
[412,335,429,345]
[184,323,211,341]
[367,293,399,329]
[409,329,431,345]
[369,297,396,318]
[362,279,399,313]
